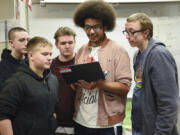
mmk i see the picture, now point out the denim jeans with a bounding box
[74,122,122,135]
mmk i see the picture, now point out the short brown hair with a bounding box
[27,37,52,53]
[73,0,116,31]
[127,13,153,40]
[54,27,76,42]
[8,27,27,40]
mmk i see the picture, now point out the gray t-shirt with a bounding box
[132,50,147,133]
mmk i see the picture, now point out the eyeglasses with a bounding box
[84,25,102,31]
[122,30,144,36]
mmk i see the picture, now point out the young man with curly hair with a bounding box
[124,13,179,135]
[72,1,132,135]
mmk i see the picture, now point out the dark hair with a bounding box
[54,27,76,42]
[73,0,116,31]
[8,27,27,40]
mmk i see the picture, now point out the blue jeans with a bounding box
[74,122,122,135]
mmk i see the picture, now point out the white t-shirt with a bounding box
[74,46,100,128]
[74,46,122,129]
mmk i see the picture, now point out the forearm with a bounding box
[96,80,129,95]
[0,119,13,135]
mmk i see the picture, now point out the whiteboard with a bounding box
[28,2,180,97]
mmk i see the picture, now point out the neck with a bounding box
[59,53,74,62]
[11,50,24,60]
[139,40,149,53]
[90,42,101,47]
[29,62,43,78]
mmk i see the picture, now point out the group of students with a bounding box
[0,0,179,135]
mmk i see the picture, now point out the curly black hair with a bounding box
[73,0,116,31]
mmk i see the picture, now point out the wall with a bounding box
[28,2,180,97]
[0,0,28,60]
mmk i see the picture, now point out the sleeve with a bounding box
[75,44,87,65]
[54,77,59,114]
[115,45,132,88]
[0,74,4,92]
[75,46,83,64]
[0,68,7,92]
[149,47,179,135]
[0,77,24,120]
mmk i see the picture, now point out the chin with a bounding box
[22,51,27,54]
[44,65,50,69]
[64,53,71,57]
[129,42,136,47]
[130,44,136,47]
[90,38,98,42]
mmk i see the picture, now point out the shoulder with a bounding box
[0,59,14,79]
[2,72,24,92]
[48,73,58,84]
[0,58,9,69]
[11,71,27,82]
[150,44,173,60]
[146,43,176,69]
[77,43,89,53]
[51,56,58,64]
[106,39,127,53]
[75,43,89,59]
[48,73,59,91]
[50,56,60,70]
[105,40,129,59]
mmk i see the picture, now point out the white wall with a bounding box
[29,2,180,97]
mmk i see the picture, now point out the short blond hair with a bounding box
[27,37,52,53]
[54,27,76,43]
[127,13,153,40]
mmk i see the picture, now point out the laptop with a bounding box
[59,62,105,84]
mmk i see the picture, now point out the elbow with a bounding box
[119,83,129,96]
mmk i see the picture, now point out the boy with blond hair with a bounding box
[51,26,76,135]
[0,37,59,135]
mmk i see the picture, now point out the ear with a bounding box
[144,29,150,39]
[9,40,14,48]
[28,52,34,61]
[103,26,107,31]
[55,42,59,49]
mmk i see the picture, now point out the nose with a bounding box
[126,34,130,39]
[89,28,95,34]
[65,43,70,48]
[25,39,28,46]
[47,54,52,60]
